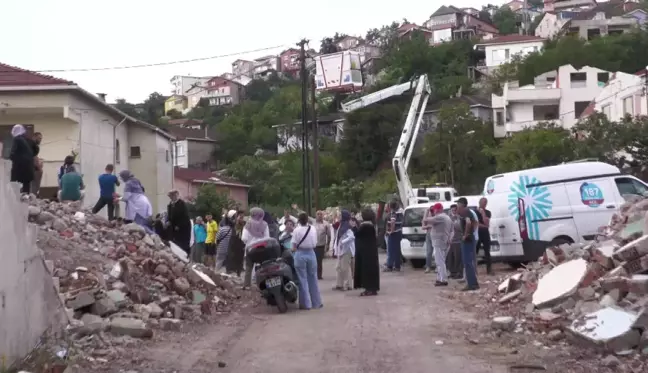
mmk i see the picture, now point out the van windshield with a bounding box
[403,207,426,227]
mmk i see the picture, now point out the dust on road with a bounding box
[135,256,511,373]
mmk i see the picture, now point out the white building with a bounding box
[492,64,611,138]
[474,35,545,76]
[170,75,211,96]
[584,70,647,122]
[253,56,280,79]
[0,63,175,214]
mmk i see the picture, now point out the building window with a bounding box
[597,72,609,86]
[623,96,634,116]
[495,111,504,126]
[570,72,587,88]
[602,104,611,118]
[115,139,121,164]
[176,143,185,157]
[129,146,141,158]
[574,101,590,118]
[166,150,169,163]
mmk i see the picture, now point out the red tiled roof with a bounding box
[166,126,214,141]
[0,62,75,86]
[168,118,204,126]
[174,167,249,188]
[475,35,545,46]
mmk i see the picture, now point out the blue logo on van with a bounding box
[580,182,604,208]
[487,179,495,194]
[508,175,553,240]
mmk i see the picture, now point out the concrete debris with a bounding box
[486,194,648,359]
[21,196,252,364]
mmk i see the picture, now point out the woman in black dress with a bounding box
[354,209,380,296]
[167,190,192,255]
[225,211,246,276]
[9,125,36,194]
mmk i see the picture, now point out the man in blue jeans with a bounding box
[456,197,480,291]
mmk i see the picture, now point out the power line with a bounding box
[0,44,289,73]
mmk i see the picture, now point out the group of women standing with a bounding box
[333,209,381,297]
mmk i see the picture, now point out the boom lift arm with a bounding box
[340,75,432,208]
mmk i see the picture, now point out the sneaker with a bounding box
[435,281,449,287]
[461,285,480,292]
[382,267,393,272]
[424,268,431,274]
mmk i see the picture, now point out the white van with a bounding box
[401,197,481,268]
[483,161,648,264]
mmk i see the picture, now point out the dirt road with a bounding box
[136,257,511,373]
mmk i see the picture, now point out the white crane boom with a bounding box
[340,75,432,207]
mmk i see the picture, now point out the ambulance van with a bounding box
[483,161,648,265]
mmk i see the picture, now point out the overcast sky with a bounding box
[3,0,491,103]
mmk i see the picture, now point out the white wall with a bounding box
[593,72,647,121]
[155,133,174,215]
[173,139,189,167]
[557,65,608,128]
[485,41,543,67]
[0,160,66,366]
[535,13,567,39]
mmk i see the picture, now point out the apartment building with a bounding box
[252,55,280,79]
[473,35,545,76]
[582,70,647,121]
[422,5,499,44]
[491,64,611,138]
[232,59,255,79]
[204,76,245,106]
[170,75,210,96]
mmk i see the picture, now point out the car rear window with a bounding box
[403,207,426,227]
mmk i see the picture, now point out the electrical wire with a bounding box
[0,44,289,73]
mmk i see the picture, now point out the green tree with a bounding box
[571,112,629,164]
[320,37,340,54]
[141,92,167,125]
[478,10,493,23]
[166,109,184,119]
[528,13,543,34]
[191,185,238,218]
[487,123,575,172]
[113,98,140,119]
[420,103,496,193]
[492,7,518,35]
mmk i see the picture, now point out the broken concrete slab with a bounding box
[491,316,515,332]
[159,318,182,331]
[497,273,522,293]
[106,289,128,308]
[109,317,153,338]
[90,297,118,316]
[532,259,588,309]
[66,290,96,310]
[498,290,521,304]
[568,306,641,352]
[613,235,648,263]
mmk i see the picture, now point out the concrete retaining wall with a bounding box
[0,160,65,366]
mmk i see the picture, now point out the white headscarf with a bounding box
[11,124,26,138]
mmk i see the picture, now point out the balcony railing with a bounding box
[507,87,561,101]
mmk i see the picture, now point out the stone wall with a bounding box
[0,160,65,366]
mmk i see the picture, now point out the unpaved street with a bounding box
[133,257,511,373]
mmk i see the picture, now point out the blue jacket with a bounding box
[193,224,207,243]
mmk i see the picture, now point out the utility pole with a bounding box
[310,74,320,211]
[644,66,648,116]
[297,38,312,216]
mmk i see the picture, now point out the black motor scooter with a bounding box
[247,238,298,313]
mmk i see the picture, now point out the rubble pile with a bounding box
[25,197,252,362]
[485,195,648,364]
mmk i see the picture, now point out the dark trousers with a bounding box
[477,236,492,272]
[461,240,479,288]
[446,242,463,276]
[92,196,116,220]
[315,245,325,279]
[386,232,402,270]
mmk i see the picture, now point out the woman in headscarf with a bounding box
[116,169,153,225]
[354,208,380,296]
[241,207,270,289]
[333,210,355,291]
[9,124,36,194]
[167,190,192,256]
[215,210,237,270]
[225,211,246,277]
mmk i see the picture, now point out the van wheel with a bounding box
[410,259,426,269]
[508,261,528,269]
[550,236,573,246]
